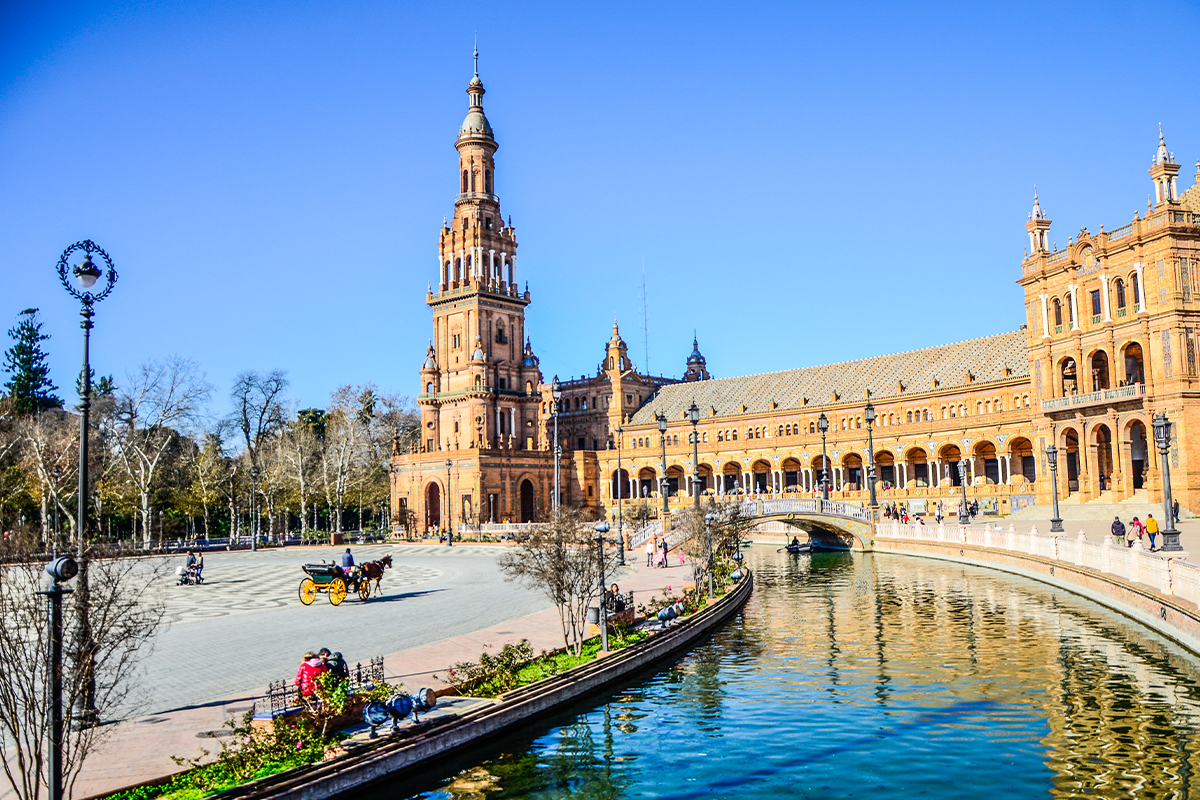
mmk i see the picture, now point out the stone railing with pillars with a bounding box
[627,498,871,550]
[1041,382,1146,411]
[874,521,1200,607]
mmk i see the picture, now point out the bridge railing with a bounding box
[875,521,1200,606]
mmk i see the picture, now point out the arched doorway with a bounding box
[1061,358,1078,395]
[811,455,831,492]
[905,448,930,488]
[937,445,962,486]
[723,462,743,494]
[1062,428,1080,494]
[1010,437,1035,484]
[611,468,630,500]
[666,465,685,498]
[425,482,442,530]
[974,441,999,484]
[1128,420,1148,490]
[874,451,895,489]
[520,479,536,522]
[637,467,657,499]
[842,453,863,490]
[696,464,713,496]
[1094,424,1113,492]
[781,458,802,491]
[751,460,771,493]
[1090,351,1110,392]
[1123,342,1145,385]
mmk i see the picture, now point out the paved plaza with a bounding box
[134,544,553,718]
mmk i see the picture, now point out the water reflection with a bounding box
[394,549,1200,799]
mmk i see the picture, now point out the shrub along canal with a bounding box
[385,546,1200,798]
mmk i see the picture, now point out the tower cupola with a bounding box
[1025,188,1052,253]
[1149,124,1181,205]
[683,333,711,382]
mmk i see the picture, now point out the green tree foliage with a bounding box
[2,309,62,415]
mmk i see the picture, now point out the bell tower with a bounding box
[418,50,541,454]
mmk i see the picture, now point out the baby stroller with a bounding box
[176,564,203,585]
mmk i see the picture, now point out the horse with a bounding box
[359,554,392,593]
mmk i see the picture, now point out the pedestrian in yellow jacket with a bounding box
[1145,514,1159,550]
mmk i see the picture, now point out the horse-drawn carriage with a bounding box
[298,555,391,606]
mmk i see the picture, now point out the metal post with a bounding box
[250,465,259,551]
[818,412,830,501]
[40,556,77,800]
[704,512,715,599]
[615,426,624,564]
[552,376,562,512]
[1047,444,1064,532]
[865,401,878,513]
[688,401,701,511]
[594,522,609,652]
[957,460,970,524]
[1154,413,1182,551]
[657,412,669,517]
[445,459,453,546]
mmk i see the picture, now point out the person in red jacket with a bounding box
[294,652,328,697]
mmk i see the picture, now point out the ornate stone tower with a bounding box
[418,48,542,455]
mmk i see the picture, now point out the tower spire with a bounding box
[473,36,479,78]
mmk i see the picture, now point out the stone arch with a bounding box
[873,449,896,488]
[841,451,864,491]
[1093,423,1115,492]
[637,466,658,498]
[425,481,442,530]
[1058,426,1081,496]
[519,478,536,523]
[750,459,772,493]
[1120,341,1145,384]
[722,461,744,494]
[1008,436,1035,484]
[611,468,631,500]
[1086,348,1111,391]
[666,465,686,498]
[1124,417,1149,490]
[781,457,803,492]
[1059,355,1079,396]
[903,447,930,488]
[972,440,1000,485]
[696,463,714,495]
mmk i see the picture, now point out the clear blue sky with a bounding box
[3,1,1198,417]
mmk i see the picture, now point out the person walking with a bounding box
[645,537,655,567]
[193,550,204,583]
[1145,514,1159,550]
[935,502,944,525]
[1173,499,1181,525]
[1111,516,1126,547]
[1129,516,1144,547]
[1124,517,1139,548]
[660,537,669,568]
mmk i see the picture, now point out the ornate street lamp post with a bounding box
[656,411,670,516]
[1153,413,1182,551]
[704,512,716,599]
[56,241,115,730]
[445,458,453,546]
[250,465,259,551]
[615,425,624,565]
[864,401,878,513]
[817,413,830,501]
[39,556,78,800]
[551,376,562,512]
[1046,444,1064,532]
[957,460,970,524]
[52,465,61,548]
[594,521,610,652]
[687,401,701,510]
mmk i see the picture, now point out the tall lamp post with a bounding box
[52,465,61,549]
[864,401,878,513]
[39,555,78,800]
[249,465,259,550]
[1153,413,1182,551]
[56,241,115,730]
[656,411,670,516]
[445,458,453,546]
[704,512,715,599]
[551,376,562,512]
[687,401,701,510]
[957,460,970,524]
[594,521,610,652]
[615,425,624,564]
[817,413,830,500]
[1046,444,1064,532]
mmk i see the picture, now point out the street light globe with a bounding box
[657,411,668,433]
[1045,444,1058,468]
[594,521,610,534]
[704,513,716,522]
[1153,413,1171,451]
[551,375,562,400]
[73,255,102,288]
[817,413,829,433]
[864,401,875,425]
[686,401,700,425]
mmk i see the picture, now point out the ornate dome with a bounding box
[687,334,706,365]
[1154,126,1172,166]
[471,335,486,362]
[460,109,493,139]
[421,344,437,371]
[523,337,539,367]
[1030,191,1046,220]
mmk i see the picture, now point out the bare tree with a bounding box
[277,412,320,539]
[228,370,288,548]
[320,386,374,535]
[0,538,167,800]
[15,410,78,547]
[497,508,622,655]
[109,357,211,549]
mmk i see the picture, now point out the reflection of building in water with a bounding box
[749,554,1200,792]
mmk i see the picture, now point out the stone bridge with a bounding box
[628,498,876,552]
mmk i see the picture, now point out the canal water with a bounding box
[394,547,1200,798]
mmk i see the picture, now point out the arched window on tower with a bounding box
[1132,274,1141,308]
[1115,279,1127,315]
[461,169,468,193]
[1053,298,1063,331]
[486,170,493,194]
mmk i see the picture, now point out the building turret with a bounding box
[1149,125,1181,205]
[683,333,711,382]
[1025,189,1051,253]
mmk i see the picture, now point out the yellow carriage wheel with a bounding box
[328,577,348,606]
[299,578,317,606]
[358,579,371,602]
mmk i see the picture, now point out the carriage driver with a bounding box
[341,547,355,577]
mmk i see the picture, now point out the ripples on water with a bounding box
[392,549,1200,799]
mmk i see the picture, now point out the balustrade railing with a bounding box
[1041,382,1145,411]
[1107,222,1134,240]
[875,521,1200,605]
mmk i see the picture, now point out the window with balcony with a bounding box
[1090,290,1102,324]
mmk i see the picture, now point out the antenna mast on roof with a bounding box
[642,257,650,376]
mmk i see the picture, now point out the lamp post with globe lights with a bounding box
[445,458,453,546]
[1153,413,1182,551]
[864,401,878,513]
[687,401,701,510]
[817,413,830,500]
[594,521,610,652]
[56,240,116,730]
[551,376,562,511]
[615,425,624,564]
[656,411,670,516]
[957,460,970,524]
[1046,444,1064,532]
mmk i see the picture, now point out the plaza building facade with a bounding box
[391,65,1200,532]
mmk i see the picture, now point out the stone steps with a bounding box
[1008,491,1174,522]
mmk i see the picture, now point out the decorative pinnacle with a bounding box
[1159,121,1164,144]
[473,37,479,78]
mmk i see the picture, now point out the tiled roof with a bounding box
[1180,174,1200,212]
[628,330,1029,425]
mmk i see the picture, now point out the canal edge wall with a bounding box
[871,523,1200,655]
[214,571,755,800]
